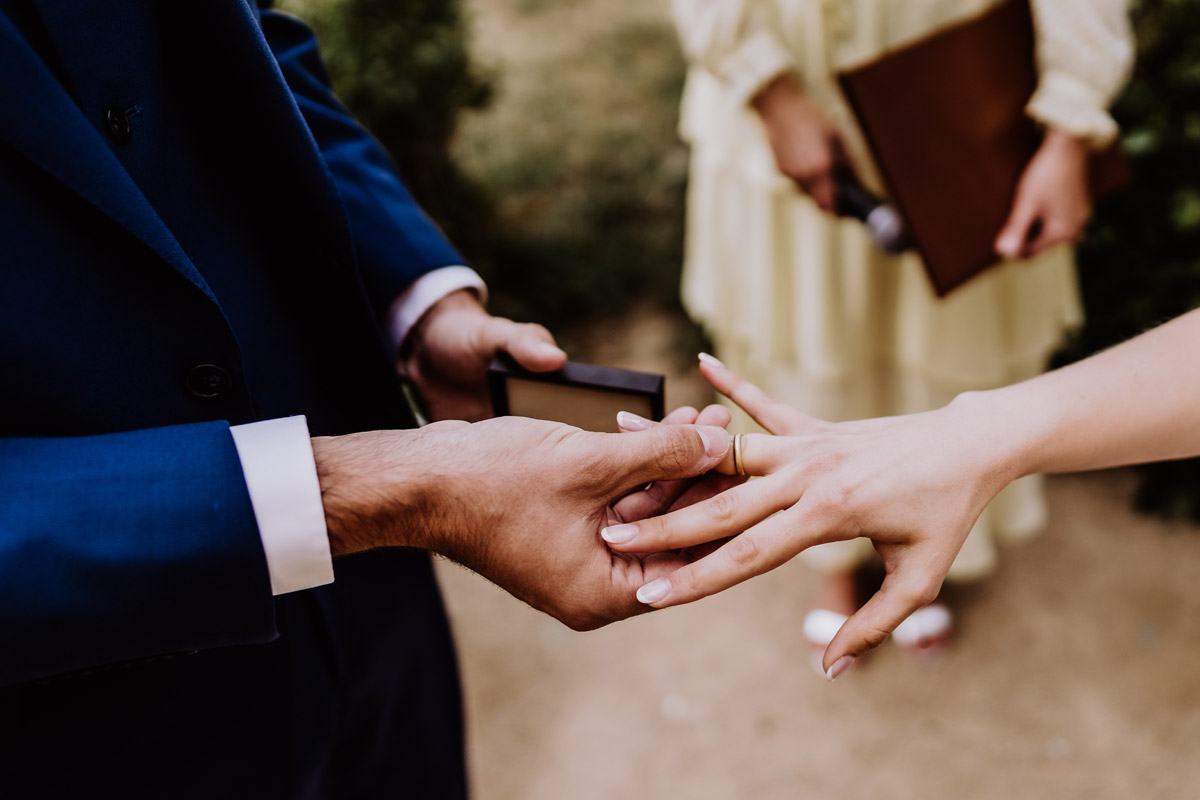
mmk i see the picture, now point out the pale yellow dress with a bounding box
[673,0,1134,579]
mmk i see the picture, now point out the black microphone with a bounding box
[833,167,910,255]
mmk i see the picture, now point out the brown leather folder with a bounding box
[837,0,1127,296]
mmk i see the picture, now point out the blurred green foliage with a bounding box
[275,0,690,353]
[1059,0,1200,521]
[457,17,691,349]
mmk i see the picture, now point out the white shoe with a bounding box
[803,609,849,677]
[892,603,952,658]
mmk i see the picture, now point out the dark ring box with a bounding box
[487,354,665,433]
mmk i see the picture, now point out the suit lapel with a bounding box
[0,9,217,305]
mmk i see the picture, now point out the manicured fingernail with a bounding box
[636,578,671,604]
[536,342,567,359]
[601,523,638,544]
[825,656,856,681]
[698,352,725,369]
[697,426,729,458]
[617,411,652,431]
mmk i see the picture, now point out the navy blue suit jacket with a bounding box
[0,1,468,796]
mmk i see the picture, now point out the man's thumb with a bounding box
[995,203,1036,259]
[496,319,567,373]
[607,424,729,494]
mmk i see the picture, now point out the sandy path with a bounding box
[444,2,1200,796]
[438,311,1200,800]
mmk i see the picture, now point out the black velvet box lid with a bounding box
[487,354,665,433]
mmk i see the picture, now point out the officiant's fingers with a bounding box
[631,498,849,608]
[805,173,838,213]
[697,355,816,436]
[995,200,1039,259]
[484,316,567,372]
[603,469,796,552]
[820,567,944,679]
[1026,216,1082,258]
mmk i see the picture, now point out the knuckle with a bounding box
[705,489,740,524]
[862,625,892,649]
[653,432,698,475]
[726,533,761,567]
[807,482,852,517]
[676,567,708,600]
[912,579,941,608]
[895,576,940,609]
[637,516,666,544]
[786,159,829,185]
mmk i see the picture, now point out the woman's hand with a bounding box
[753,74,856,214]
[603,356,1019,677]
[995,128,1092,260]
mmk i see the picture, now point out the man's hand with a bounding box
[311,416,731,631]
[995,128,1093,259]
[753,73,856,213]
[399,290,567,422]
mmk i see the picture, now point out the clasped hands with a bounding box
[315,290,994,675]
[314,290,743,630]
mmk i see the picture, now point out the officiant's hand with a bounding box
[753,73,858,214]
[995,128,1092,259]
[602,356,1009,676]
[399,289,567,422]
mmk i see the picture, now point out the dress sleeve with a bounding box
[672,0,795,107]
[1027,0,1135,147]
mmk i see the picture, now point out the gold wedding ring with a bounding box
[733,433,747,476]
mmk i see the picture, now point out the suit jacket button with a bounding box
[104,107,132,144]
[186,364,233,399]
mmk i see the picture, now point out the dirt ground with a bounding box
[444,2,1200,797]
[437,312,1200,799]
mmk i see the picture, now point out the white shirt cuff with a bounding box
[229,416,334,595]
[386,266,487,354]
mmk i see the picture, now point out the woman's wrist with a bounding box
[943,387,1042,491]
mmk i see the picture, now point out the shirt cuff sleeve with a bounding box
[716,29,795,108]
[386,266,488,355]
[229,416,334,595]
[1026,70,1120,148]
